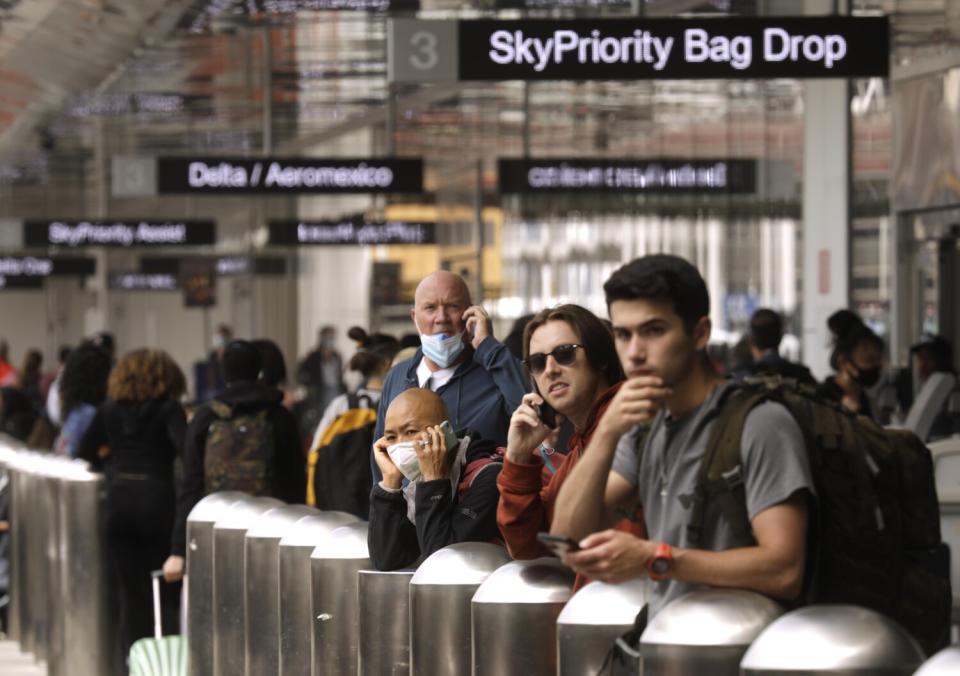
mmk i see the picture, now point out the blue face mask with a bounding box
[420,332,465,368]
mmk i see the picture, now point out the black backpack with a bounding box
[683,376,951,654]
[307,393,376,520]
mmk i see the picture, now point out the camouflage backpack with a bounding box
[204,401,276,496]
[686,376,951,654]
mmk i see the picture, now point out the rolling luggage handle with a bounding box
[151,570,164,640]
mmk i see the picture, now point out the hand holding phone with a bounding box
[531,381,558,429]
[537,532,581,559]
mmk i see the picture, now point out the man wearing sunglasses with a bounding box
[550,255,812,619]
[371,270,528,483]
[496,304,642,567]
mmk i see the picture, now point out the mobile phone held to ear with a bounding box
[438,420,458,451]
[537,532,581,558]
[531,381,558,429]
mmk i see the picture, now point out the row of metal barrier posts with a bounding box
[3,437,960,676]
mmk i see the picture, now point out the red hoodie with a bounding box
[496,382,645,587]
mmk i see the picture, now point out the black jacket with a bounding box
[368,435,502,571]
[171,381,305,556]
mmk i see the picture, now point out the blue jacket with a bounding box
[371,336,529,482]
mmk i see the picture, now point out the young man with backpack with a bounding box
[163,340,306,582]
[552,254,950,653]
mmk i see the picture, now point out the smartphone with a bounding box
[531,381,558,429]
[438,420,459,451]
[537,532,581,558]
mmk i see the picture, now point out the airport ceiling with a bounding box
[0,0,957,187]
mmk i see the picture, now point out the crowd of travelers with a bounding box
[0,254,957,667]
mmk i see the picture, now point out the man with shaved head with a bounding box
[368,388,503,570]
[371,270,528,483]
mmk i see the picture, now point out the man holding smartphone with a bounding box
[368,388,503,571]
[497,304,643,569]
[550,255,812,619]
[371,270,528,483]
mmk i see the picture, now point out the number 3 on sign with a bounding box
[410,30,438,70]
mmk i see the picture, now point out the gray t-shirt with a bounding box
[611,381,813,617]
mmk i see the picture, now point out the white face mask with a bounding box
[386,441,421,482]
[419,331,465,368]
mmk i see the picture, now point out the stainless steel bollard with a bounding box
[212,496,284,676]
[740,605,925,675]
[58,459,115,676]
[42,460,66,676]
[409,543,511,676]
[357,569,414,676]
[556,579,650,676]
[913,646,960,675]
[243,504,316,676]
[26,454,51,661]
[310,521,371,676]
[278,512,359,676]
[639,589,783,676]
[471,557,575,676]
[1,443,23,644]
[185,491,247,676]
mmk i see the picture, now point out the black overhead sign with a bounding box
[269,220,436,246]
[157,157,423,194]
[139,256,288,277]
[0,256,96,277]
[0,276,43,290]
[391,16,889,82]
[24,220,215,248]
[499,159,757,194]
[109,273,180,291]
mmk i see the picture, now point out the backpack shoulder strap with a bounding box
[210,400,233,420]
[687,385,774,546]
[346,392,360,410]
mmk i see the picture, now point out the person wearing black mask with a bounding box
[816,310,884,419]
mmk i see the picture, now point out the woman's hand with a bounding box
[372,436,403,489]
[162,555,185,583]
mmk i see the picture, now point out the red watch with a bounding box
[647,543,673,581]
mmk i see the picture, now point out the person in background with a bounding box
[503,314,536,361]
[165,340,306,583]
[43,345,71,425]
[91,331,116,363]
[816,310,884,419]
[0,388,36,442]
[53,344,112,457]
[17,349,43,409]
[77,349,187,666]
[253,338,295,409]
[735,308,816,385]
[310,328,400,448]
[0,341,16,387]
[201,324,232,400]
[297,325,346,411]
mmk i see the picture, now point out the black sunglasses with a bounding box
[523,344,583,375]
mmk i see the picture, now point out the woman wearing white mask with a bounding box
[369,387,503,571]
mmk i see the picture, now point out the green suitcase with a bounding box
[128,571,186,676]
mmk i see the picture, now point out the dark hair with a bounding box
[92,332,115,358]
[603,255,710,333]
[222,340,262,384]
[827,310,884,370]
[252,339,288,388]
[17,349,43,389]
[504,314,535,360]
[750,309,783,352]
[59,345,112,417]
[347,327,401,379]
[523,304,624,387]
[399,333,421,350]
[58,345,71,364]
